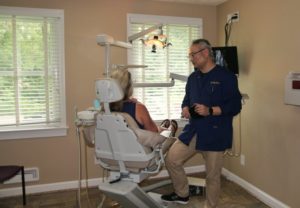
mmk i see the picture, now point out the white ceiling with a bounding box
[152,0,228,6]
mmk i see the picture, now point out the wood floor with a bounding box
[0,175,270,208]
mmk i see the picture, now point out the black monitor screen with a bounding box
[212,46,239,75]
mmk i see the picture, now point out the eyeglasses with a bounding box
[188,48,206,58]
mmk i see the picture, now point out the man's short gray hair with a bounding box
[192,39,215,60]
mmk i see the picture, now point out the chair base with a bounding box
[98,178,203,208]
[99,180,166,208]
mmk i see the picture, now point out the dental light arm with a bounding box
[96,25,176,88]
[96,34,132,48]
[132,73,187,88]
[128,23,164,43]
[169,72,188,82]
[96,34,132,77]
[133,79,175,88]
[111,64,148,70]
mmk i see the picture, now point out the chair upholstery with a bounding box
[0,165,26,205]
[92,78,169,183]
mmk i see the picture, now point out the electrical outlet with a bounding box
[240,154,245,166]
[227,11,239,22]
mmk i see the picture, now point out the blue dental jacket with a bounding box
[179,65,242,151]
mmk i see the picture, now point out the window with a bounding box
[127,14,202,120]
[0,6,66,140]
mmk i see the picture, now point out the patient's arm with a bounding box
[135,102,159,132]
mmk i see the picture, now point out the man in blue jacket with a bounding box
[161,39,242,208]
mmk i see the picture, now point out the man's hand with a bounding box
[181,106,190,119]
[193,103,210,116]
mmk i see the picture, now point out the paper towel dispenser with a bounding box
[285,72,300,106]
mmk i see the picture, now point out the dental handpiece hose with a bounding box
[76,125,82,208]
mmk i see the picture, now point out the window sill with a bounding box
[0,125,68,141]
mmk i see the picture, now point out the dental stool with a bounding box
[0,166,26,205]
[91,78,174,208]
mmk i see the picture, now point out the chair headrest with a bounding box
[95,78,124,103]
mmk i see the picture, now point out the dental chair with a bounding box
[92,78,174,208]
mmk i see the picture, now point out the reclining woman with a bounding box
[110,69,177,136]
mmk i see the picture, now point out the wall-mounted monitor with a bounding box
[212,46,239,75]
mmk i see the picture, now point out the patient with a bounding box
[110,69,177,135]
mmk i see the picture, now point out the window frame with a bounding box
[127,13,203,124]
[0,6,67,140]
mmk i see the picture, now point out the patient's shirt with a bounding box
[122,101,145,129]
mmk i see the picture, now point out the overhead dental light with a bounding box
[96,26,183,88]
[141,31,172,53]
[128,23,172,53]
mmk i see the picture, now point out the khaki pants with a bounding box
[165,137,224,208]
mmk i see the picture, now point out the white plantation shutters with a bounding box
[127,14,202,120]
[0,7,66,138]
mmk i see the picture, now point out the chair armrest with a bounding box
[141,147,164,174]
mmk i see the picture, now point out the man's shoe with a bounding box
[161,192,189,205]
[189,185,204,196]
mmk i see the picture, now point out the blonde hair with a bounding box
[110,69,133,111]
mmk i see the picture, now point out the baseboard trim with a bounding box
[0,178,101,198]
[0,165,205,198]
[0,166,290,208]
[222,169,290,208]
